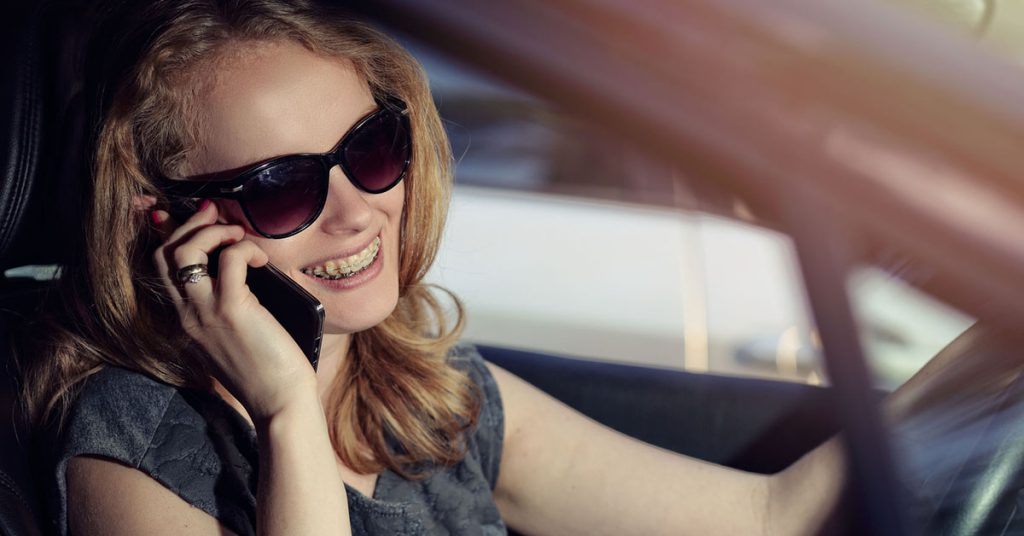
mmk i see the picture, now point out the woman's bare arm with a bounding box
[491,326,1001,535]
[490,361,848,536]
[489,363,788,536]
[253,385,350,536]
[67,456,241,536]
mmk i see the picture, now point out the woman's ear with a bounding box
[131,194,157,211]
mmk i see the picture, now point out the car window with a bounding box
[849,266,975,389]
[414,38,813,382]
[414,34,981,390]
[986,1,1024,62]
[413,44,679,207]
[892,0,1024,65]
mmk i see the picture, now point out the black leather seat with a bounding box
[0,0,48,533]
[1,1,89,534]
[480,345,842,474]
[0,293,44,536]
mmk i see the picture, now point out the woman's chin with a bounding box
[297,256,400,335]
[320,288,400,335]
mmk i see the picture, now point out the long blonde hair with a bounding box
[22,0,477,477]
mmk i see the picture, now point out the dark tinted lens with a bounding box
[344,112,410,192]
[242,158,326,236]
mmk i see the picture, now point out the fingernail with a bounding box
[149,210,164,224]
[199,199,212,212]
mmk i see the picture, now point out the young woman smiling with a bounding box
[20,1,941,535]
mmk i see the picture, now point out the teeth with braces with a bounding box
[301,237,380,280]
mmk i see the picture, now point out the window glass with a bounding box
[890,0,1024,67]
[848,266,975,389]
[985,1,1024,63]
[416,37,982,393]
[414,39,826,383]
[891,0,992,34]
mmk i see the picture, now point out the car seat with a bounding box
[1,1,89,534]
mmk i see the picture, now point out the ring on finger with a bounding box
[177,264,210,285]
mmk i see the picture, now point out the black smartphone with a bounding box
[244,262,325,371]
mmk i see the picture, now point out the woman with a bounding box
[23,1,860,534]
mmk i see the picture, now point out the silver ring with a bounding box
[176,264,209,285]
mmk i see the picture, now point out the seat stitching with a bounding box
[0,469,34,512]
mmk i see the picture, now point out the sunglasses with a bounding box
[157,98,411,238]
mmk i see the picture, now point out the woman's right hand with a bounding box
[151,200,319,422]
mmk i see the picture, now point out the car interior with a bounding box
[3,1,1024,535]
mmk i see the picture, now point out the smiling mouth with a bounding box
[300,237,381,280]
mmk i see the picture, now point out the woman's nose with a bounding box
[317,166,373,234]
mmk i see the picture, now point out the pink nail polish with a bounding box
[199,199,212,212]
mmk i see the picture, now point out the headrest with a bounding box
[0,1,90,275]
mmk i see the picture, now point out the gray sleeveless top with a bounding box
[45,343,506,536]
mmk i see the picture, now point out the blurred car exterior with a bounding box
[417,42,977,389]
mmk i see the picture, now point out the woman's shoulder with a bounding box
[446,341,488,376]
[56,364,257,485]
[74,364,180,408]
[47,366,257,536]
[446,342,502,422]
[59,367,183,462]
[447,341,497,394]
[446,342,505,490]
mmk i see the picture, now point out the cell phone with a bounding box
[164,201,325,370]
[206,250,325,372]
[244,262,325,371]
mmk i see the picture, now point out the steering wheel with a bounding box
[894,325,1024,534]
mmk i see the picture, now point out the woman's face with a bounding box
[186,40,404,335]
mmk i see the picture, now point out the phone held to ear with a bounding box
[165,201,325,370]
[209,249,326,372]
[245,262,325,371]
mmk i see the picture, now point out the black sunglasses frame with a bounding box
[157,97,411,239]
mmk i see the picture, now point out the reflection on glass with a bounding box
[848,265,974,389]
[892,0,992,34]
